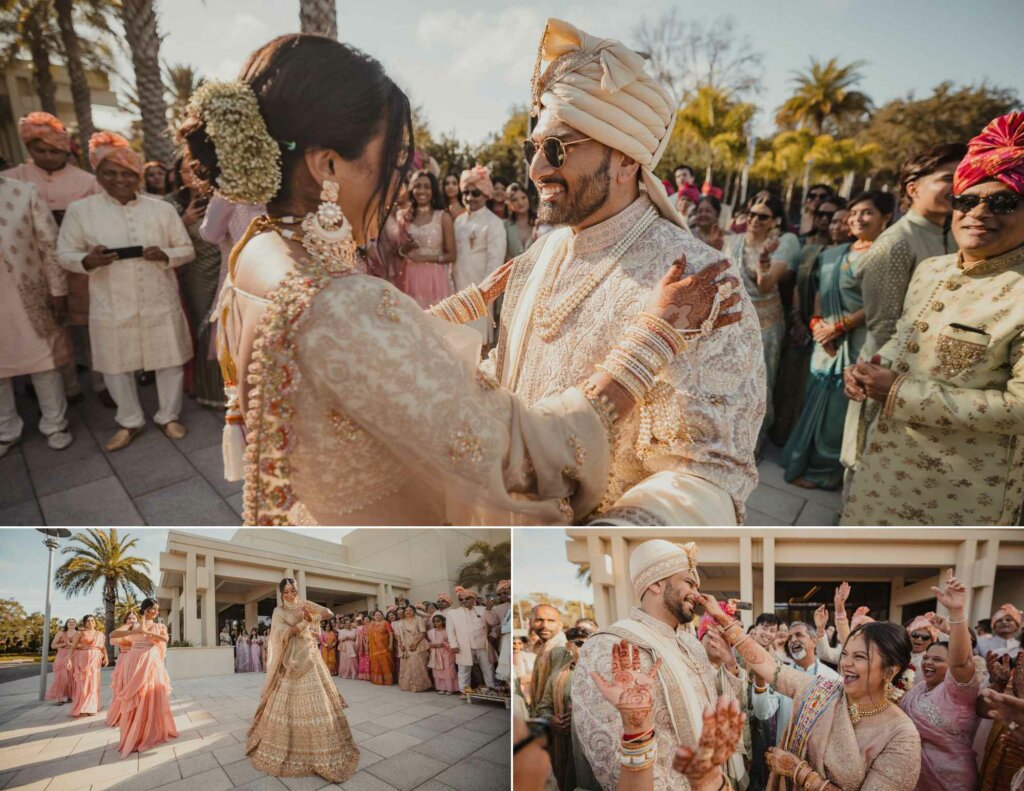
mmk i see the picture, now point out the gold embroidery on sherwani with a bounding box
[933,329,989,379]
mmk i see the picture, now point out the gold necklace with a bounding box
[847,695,889,725]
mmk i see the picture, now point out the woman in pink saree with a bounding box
[109,598,178,757]
[900,571,981,791]
[105,612,138,726]
[427,614,458,694]
[337,617,358,679]
[45,618,77,704]
[69,615,107,717]
[247,578,358,783]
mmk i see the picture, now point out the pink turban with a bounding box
[18,112,71,152]
[437,592,452,603]
[459,165,494,198]
[88,131,143,175]
[460,589,480,599]
[907,616,939,641]
[953,111,1024,195]
[992,603,1022,626]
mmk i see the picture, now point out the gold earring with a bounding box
[884,676,897,701]
[316,179,343,231]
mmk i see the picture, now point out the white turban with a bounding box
[629,540,700,600]
[531,18,685,228]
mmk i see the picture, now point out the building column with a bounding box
[889,575,905,625]
[376,584,387,612]
[170,587,180,643]
[184,551,200,645]
[972,539,999,624]
[609,536,632,627]
[585,535,611,626]
[762,537,776,617]
[202,557,216,648]
[297,570,307,601]
[739,537,754,628]
[948,538,978,618]
[245,601,258,630]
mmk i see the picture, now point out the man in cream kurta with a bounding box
[573,540,741,790]
[445,589,501,691]
[454,166,507,343]
[483,19,764,525]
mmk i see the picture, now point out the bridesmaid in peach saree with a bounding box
[394,606,432,692]
[247,579,358,783]
[108,598,178,757]
[337,617,358,679]
[69,615,107,717]
[105,612,138,727]
[45,618,77,705]
[367,610,395,686]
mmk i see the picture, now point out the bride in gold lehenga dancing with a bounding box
[247,578,359,783]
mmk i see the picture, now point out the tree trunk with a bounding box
[54,0,96,164]
[299,0,337,39]
[103,578,116,655]
[25,11,58,115]
[121,0,174,163]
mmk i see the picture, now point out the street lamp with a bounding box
[36,528,71,702]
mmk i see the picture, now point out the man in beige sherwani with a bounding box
[481,18,765,526]
[445,588,500,692]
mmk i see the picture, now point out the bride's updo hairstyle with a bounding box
[180,33,414,238]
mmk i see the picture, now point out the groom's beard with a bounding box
[536,149,612,226]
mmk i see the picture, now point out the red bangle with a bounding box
[809,316,824,331]
[833,319,846,336]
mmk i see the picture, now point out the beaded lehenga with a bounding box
[247,599,358,783]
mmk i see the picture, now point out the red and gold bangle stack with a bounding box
[620,728,656,772]
[428,285,486,324]
[794,761,833,791]
[809,315,824,332]
[597,313,687,402]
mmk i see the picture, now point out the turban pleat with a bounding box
[953,111,1024,195]
[18,111,71,152]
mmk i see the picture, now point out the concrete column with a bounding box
[762,538,776,617]
[973,540,999,623]
[184,551,200,645]
[376,584,387,609]
[947,538,978,618]
[202,557,216,648]
[170,587,180,642]
[297,570,307,601]
[245,601,258,630]
[739,537,754,628]
[385,583,394,605]
[889,575,905,625]
[610,536,632,626]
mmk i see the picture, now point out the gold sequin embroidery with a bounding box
[932,334,987,379]
[377,288,400,322]
[448,423,483,468]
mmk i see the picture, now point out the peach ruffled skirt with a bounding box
[116,647,179,757]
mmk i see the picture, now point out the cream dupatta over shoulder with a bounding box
[248,599,358,783]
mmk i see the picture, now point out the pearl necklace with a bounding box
[533,206,658,341]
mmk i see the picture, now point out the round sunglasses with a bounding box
[951,192,1020,215]
[522,136,593,169]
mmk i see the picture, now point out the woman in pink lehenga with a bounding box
[45,618,77,705]
[399,170,455,310]
[427,614,458,694]
[247,578,358,783]
[69,615,107,717]
[248,628,263,672]
[235,630,250,672]
[394,607,432,692]
[356,615,370,681]
[106,612,139,726]
[109,597,178,757]
[336,617,358,679]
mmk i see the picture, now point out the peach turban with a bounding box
[459,165,493,198]
[531,18,685,228]
[954,112,1024,195]
[18,111,71,152]
[992,603,1022,626]
[460,589,480,599]
[907,616,939,641]
[437,592,452,603]
[88,131,143,175]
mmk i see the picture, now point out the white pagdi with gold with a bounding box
[629,539,700,599]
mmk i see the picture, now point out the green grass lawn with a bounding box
[0,654,55,663]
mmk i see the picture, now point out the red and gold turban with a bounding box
[953,111,1024,195]
[88,131,143,175]
[18,111,71,152]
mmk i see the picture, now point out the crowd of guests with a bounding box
[513,581,1024,791]
[220,582,512,696]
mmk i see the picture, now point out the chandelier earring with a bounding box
[884,674,897,702]
[297,178,358,274]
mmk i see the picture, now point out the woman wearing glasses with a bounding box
[842,112,1024,526]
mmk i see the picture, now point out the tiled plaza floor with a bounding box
[0,377,842,526]
[0,669,509,791]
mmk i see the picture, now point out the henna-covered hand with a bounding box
[980,688,1024,735]
[479,259,515,304]
[764,746,802,778]
[589,639,662,733]
[694,593,732,627]
[672,697,745,783]
[813,604,829,633]
[646,257,743,333]
[986,652,1011,689]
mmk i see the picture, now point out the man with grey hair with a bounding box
[751,620,839,743]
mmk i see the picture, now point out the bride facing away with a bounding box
[179,33,741,526]
[247,578,358,783]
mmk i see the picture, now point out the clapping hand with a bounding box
[672,698,745,785]
[986,652,1011,689]
[589,639,662,733]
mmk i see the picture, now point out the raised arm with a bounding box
[833,583,852,644]
[932,569,974,684]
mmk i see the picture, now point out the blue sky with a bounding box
[0,528,350,624]
[92,0,1024,145]
[512,528,592,607]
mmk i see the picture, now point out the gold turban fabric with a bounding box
[18,111,71,152]
[88,131,143,175]
[629,539,700,600]
[531,18,685,228]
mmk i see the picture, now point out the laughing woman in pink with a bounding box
[45,618,77,705]
[106,612,139,727]
[69,615,108,716]
[109,597,179,757]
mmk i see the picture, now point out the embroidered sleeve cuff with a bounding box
[882,374,907,419]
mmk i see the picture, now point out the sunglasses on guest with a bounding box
[815,209,836,220]
[522,136,593,169]
[807,191,830,201]
[951,192,1021,215]
[909,631,932,641]
[461,189,483,199]
[748,211,775,222]
[513,718,552,754]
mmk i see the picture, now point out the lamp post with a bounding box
[36,529,72,702]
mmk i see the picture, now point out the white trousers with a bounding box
[0,369,68,442]
[103,365,183,429]
[457,649,496,689]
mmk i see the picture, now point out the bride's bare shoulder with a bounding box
[234,231,299,298]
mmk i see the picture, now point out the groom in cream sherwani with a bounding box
[480,18,765,525]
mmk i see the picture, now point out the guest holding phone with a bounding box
[57,132,195,452]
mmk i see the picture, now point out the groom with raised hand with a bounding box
[480,18,765,526]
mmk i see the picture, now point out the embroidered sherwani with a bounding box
[842,245,1024,525]
[0,178,70,378]
[485,195,765,524]
[573,608,740,790]
[454,207,506,341]
[57,192,194,374]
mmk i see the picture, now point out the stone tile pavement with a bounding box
[0,669,509,791]
[0,375,841,526]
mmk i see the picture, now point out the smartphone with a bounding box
[106,245,144,260]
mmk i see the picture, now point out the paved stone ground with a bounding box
[0,669,509,791]
[0,378,841,526]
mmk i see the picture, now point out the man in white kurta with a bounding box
[57,133,194,451]
[483,19,764,525]
[454,166,507,342]
[445,588,501,691]
[0,177,74,456]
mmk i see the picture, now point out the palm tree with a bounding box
[54,529,154,653]
[456,540,511,592]
[0,0,59,113]
[575,562,592,588]
[674,84,755,185]
[114,591,140,627]
[165,62,203,130]
[776,57,873,136]
[121,0,173,162]
[299,0,336,39]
